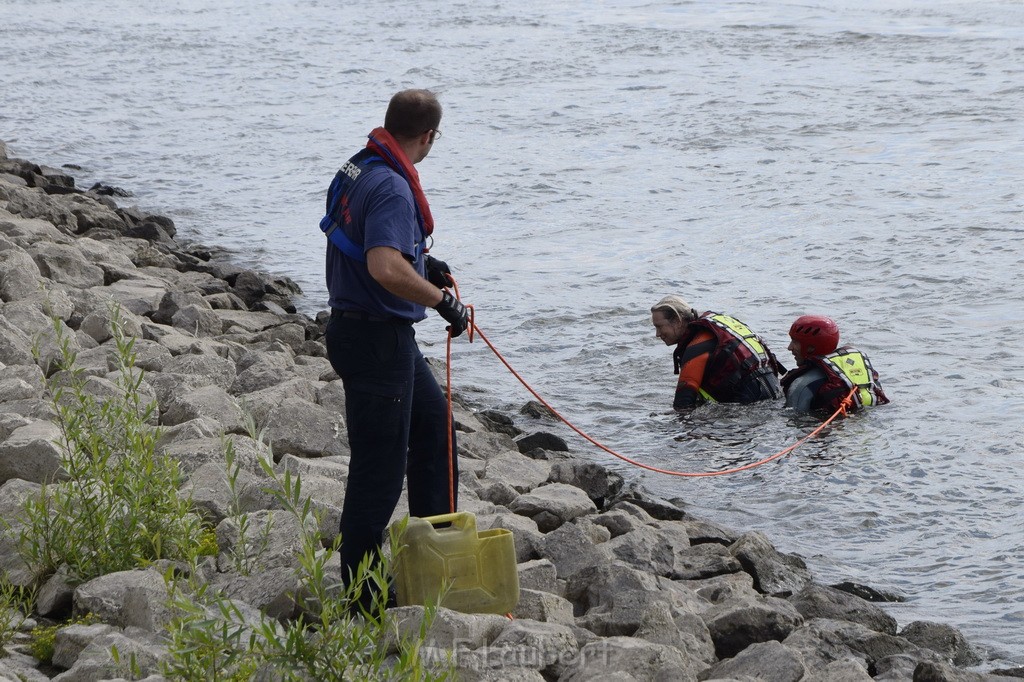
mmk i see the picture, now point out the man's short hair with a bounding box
[384,89,442,140]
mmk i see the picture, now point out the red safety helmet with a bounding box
[789,315,840,355]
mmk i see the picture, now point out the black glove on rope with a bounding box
[433,290,469,337]
[425,255,453,289]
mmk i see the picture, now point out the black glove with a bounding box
[425,255,453,289]
[433,290,469,337]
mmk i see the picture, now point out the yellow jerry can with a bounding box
[390,512,519,615]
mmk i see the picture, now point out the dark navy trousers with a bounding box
[325,315,458,585]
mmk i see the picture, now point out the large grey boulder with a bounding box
[158,434,268,478]
[510,483,597,530]
[211,565,304,621]
[162,384,245,434]
[0,245,45,301]
[487,620,578,678]
[51,622,118,671]
[482,451,550,493]
[262,396,348,459]
[698,639,807,682]
[803,657,873,682]
[547,458,624,507]
[215,509,314,573]
[899,620,980,667]
[783,617,943,674]
[162,352,236,390]
[0,420,65,485]
[702,595,804,659]
[512,588,574,626]
[566,561,662,617]
[229,362,294,395]
[788,583,897,635]
[477,512,544,564]
[680,571,760,608]
[78,306,146,344]
[62,193,128,234]
[672,542,744,581]
[97,276,172,317]
[388,605,509,650]
[537,520,612,582]
[30,242,106,289]
[560,635,703,682]
[50,627,167,681]
[729,531,812,596]
[0,315,37,366]
[234,377,320,426]
[459,430,521,461]
[73,568,174,631]
[171,304,223,336]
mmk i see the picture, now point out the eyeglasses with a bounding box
[429,129,442,143]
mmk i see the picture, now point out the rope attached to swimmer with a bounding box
[442,278,854,489]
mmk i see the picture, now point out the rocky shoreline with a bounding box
[0,140,1017,681]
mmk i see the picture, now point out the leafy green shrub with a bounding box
[164,456,453,681]
[15,307,203,586]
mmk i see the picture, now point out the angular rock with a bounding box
[389,605,509,650]
[171,304,223,336]
[73,568,174,631]
[263,396,348,459]
[783,617,943,674]
[482,452,550,493]
[0,246,45,301]
[509,483,597,530]
[671,542,744,581]
[559,635,703,682]
[899,620,981,667]
[30,242,106,289]
[698,639,807,682]
[162,384,245,434]
[729,531,812,596]
[803,657,873,682]
[511,588,574,626]
[51,622,118,670]
[515,431,568,454]
[0,420,66,485]
[547,458,624,507]
[789,583,897,635]
[537,521,612,582]
[702,595,804,659]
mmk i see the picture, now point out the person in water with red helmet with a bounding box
[781,315,890,415]
[651,295,785,410]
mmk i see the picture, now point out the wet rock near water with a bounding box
[0,145,1007,680]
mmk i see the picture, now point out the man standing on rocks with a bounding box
[319,89,469,605]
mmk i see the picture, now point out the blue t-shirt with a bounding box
[325,163,428,321]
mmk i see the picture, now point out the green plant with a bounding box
[0,580,34,657]
[163,458,453,681]
[15,306,203,586]
[28,612,100,664]
[220,438,274,575]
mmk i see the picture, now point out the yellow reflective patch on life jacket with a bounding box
[706,314,768,359]
[820,349,878,408]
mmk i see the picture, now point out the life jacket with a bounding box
[674,312,784,403]
[782,346,890,413]
[319,148,428,263]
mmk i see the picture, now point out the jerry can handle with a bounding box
[421,512,473,530]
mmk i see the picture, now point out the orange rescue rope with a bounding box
[443,281,853,494]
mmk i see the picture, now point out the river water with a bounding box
[3,0,1022,667]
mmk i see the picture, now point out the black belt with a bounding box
[331,309,412,324]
